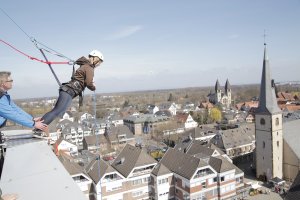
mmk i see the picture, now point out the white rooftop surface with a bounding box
[0,141,86,200]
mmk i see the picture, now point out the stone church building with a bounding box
[208,79,232,108]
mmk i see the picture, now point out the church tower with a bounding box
[225,79,232,107]
[255,44,283,180]
[215,79,222,103]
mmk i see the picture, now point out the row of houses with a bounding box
[59,142,248,200]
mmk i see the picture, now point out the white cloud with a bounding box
[106,25,142,40]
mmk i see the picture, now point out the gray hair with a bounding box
[0,71,11,85]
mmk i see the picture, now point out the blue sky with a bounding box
[1,0,300,99]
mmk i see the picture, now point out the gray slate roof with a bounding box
[107,125,134,141]
[123,114,169,124]
[256,44,281,115]
[160,148,208,180]
[181,126,216,140]
[83,135,107,146]
[85,157,116,183]
[186,140,216,157]
[210,123,255,150]
[209,155,236,173]
[111,144,157,178]
[58,155,84,176]
[151,163,172,176]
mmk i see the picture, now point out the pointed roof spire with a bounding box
[215,79,221,92]
[256,43,281,114]
[225,79,231,91]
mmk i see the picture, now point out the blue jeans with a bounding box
[42,90,73,125]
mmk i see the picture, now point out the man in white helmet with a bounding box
[34,50,104,135]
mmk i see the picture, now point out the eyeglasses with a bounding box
[6,80,13,82]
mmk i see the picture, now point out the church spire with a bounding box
[225,79,231,92]
[256,43,281,114]
[215,79,221,92]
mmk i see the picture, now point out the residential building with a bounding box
[159,146,245,200]
[109,144,158,200]
[150,163,173,200]
[146,104,160,114]
[59,153,93,198]
[210,124,255,159]
[106,125,135,150]
[179,126,216,142]
[53,137,78,156]
[159,102,177,116]
[86,156,125,200]
[61,123,92,146]
[82,135,108,153]
[197,101,214,113]
[60,111,75,122]
[175,113,198,130]
[123,114,170,135]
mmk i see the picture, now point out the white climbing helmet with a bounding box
[89,50,104,62]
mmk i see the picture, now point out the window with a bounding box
[158,178,168,185]
[213,177,217,182]
[221,176,224,182]
[143,177,150,183]
[276,117,279,126]
[263,141,265,148]
[132,190,143,197]
[260,118,265,125]
[277,141,279,147]
[201,181,206,188]
[183,193,190,200]
[132,179,142,185]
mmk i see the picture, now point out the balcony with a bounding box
[193,168,214,179]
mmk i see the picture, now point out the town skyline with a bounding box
[1,1,300,99]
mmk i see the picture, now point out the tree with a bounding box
[167,93,175,101]
[122,100,130,108]
[192,111,208,125]
[209,107,222,122]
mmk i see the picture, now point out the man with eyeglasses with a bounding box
[0,71,47,131]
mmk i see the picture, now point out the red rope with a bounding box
[1,39,70,65]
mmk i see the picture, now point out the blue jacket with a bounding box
[0,92,34,128]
